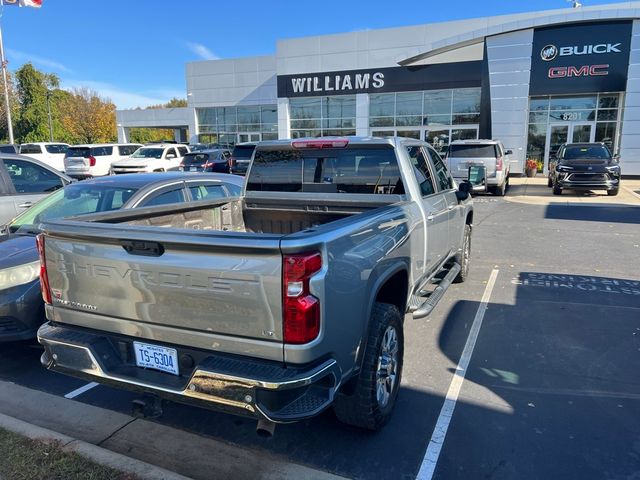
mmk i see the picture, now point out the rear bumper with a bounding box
[38,322,341,423]
[0,280,44,342]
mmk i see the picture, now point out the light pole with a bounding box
[45,90,53,142]
[0,24,13,144]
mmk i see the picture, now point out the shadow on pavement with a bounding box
[545,203,640,224]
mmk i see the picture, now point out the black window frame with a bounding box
[426,146,455,192]
[406,145,437,198]
[0,158,66,195]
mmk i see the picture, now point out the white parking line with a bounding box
[64,382,99,399]
[416,268,500,480]
[622,186,640,201]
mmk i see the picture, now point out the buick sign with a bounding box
[530,21,632,95]
[541,45,558,61]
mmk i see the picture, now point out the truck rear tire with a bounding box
[333,303,403,431]
[453,224,471,283]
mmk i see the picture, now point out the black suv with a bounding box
[229,143,257,175]
[548,142,621,196]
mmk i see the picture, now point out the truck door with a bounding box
[405,146,448,275]
[426,147,463,255]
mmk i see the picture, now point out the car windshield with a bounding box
[8,184,139,234]
[448,144,497,158]
[45,144,69,154]
[130,148,164,159]
[561,145,612,160]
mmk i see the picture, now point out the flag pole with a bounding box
[0,8,14,144]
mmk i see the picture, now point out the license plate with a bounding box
[133,341,179,375]
[190,167,197,171]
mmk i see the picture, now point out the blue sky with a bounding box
[0,0,623,109]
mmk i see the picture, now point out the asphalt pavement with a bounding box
[1,180,639,480]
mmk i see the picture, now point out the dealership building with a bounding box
[116,1,640,175]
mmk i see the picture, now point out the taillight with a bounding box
[88,155,96,167]
[282,252,322,344]
[228,156,235,168]
[496,156,503,171]
[292,139,349,149]
[35,234,52,305]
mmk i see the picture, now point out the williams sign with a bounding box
[530,21,632,95]
[277,62,482,97]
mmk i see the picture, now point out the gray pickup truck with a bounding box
[36,137,473,432]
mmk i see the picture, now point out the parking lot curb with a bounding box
[0,411,191,480]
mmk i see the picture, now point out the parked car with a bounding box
[190,143,221,152]
[179,149,232,173]
[110,144,190,174]
[0,154,72,225]
[446,139,511,196]
[0,144,19,154]
[64,144,143,179]
[548,142,621,196]
[0,172,244,343]
[19,143,70,172]
[36,136,473,432]
[229,142,257,175]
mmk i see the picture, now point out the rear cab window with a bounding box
[247,143,404,195]
[232,145,256,160]
[183,153,210,165]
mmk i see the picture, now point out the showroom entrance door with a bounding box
[544,122,595,172]
[238,133,260,143]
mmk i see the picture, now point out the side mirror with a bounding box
[455,181,471,201]
[505,149,513,155]
[549,153,557,161]
[613,153,620,161]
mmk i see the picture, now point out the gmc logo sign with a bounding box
[548,64,609,78]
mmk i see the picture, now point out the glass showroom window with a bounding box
[526,93,623,171]
[290,96,356,138]
[196,105,278,144]
[370,88,481,154]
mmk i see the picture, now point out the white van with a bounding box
[19,142,70,172]
[111,144,190,174]
[63,144,143,179]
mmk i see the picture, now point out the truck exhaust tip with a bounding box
[256,419,276,438]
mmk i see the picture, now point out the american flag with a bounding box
[0,0,43,7]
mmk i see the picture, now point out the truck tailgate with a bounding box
[42,224,284,345]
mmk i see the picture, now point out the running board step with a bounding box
[410,263,461,319]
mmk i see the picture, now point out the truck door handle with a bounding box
[121,240,165,257]
[18,202,33,208]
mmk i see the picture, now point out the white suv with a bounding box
[445,139,512,196]
[64,144,143,179]
[19,142,70,172]
[111,144,190,174]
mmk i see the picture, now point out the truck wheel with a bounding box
[552,180,562,196]
[494,181,506,196]
[333,303,403,431]
[453,224,471,283]
[607,188,619,196]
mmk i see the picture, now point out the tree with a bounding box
[129,127,176,144]
[58,87,116,144]
[14,63,56,143]
[144,97,187,109]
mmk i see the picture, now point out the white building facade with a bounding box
[117,2,640,175]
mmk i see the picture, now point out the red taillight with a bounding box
[283,252,322,344]
[202,162,212,168]
[496,156,503,171]
[88,155,96,167]
[35,234,52,305]
[292,139,349,149]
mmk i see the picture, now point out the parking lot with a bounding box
[1,178,639,480]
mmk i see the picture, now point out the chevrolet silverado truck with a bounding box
[36,137,473,432]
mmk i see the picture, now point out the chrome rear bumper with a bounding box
[38,322,340,422]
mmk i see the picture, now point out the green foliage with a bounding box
[14,63,55,143]
[129,127,176,144]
